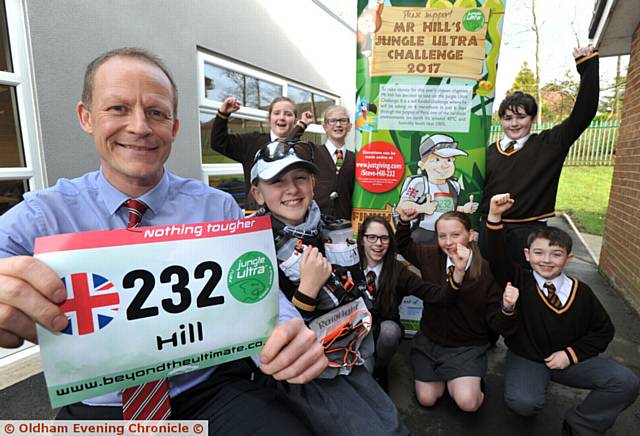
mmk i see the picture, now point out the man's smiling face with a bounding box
[77,56,179,197]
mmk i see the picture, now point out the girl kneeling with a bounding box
[396,206,516,412]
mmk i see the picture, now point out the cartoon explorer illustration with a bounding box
[397,134,479,244]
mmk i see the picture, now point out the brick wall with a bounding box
[600,23,640,310]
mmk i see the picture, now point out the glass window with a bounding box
[204,63,243,102]
[288,86,336,124]
[288,85,313,118]
[0,0,12,72]
[0,179,27,214]
[0,85,25,168]
[200,111,268,165]
[241,76,281,110]
[313,94,335,124]
[208,174,249,210]
[256,79,282,111]
[204,62,282,111]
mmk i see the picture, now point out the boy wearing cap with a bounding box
[486,193,639,435]
[397,134,478,244]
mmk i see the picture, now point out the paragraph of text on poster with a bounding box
[377,84,472,132]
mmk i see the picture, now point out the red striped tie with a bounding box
[121,199,172,420]
[125,199,147,228]
[122,379,171,420]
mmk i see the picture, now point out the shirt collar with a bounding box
[324,140,345,157]
[97,167,170,216]
[364,263,383,287]
[270,131,279,141]
[500,134,530,151]
[446,249,473,272]
[532,270,569,294]
[365,263,383,276]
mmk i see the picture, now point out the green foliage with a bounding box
[556,166,613,236]
[507,61,538,96]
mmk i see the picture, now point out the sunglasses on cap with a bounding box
[253,139,315,165]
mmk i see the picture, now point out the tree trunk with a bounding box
[532,0,542,125]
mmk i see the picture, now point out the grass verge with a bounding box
[556,166,614,236]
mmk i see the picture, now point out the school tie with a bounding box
[366,270,377,296]
[447,265,455,280]
[504,140,517,154]
[124,199,147,228]
[335,149,344,174]
[121,199,172,421]
[544,282,563,309]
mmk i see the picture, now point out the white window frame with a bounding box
[197,51,339,184]
[0,0,44,369]
[0,0,44,189]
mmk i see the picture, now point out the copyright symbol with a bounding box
[193,423,203,434]
[4,423,15,434]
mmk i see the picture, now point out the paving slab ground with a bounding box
[1,217,638,435]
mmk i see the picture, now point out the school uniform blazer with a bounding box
[313,145,355,220]
[479,52,600,222]
[210,114,305,210]
[486,219,614,364]
[396,221,517,347]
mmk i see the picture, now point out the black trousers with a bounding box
[56,359,313,436]
[479,218,547,271]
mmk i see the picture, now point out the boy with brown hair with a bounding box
[486,193,638,435]
[478,47,599,269]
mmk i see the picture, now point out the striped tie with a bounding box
[335,149,344,174]
[544,282,562,309]
[504,140,517,154]
[121,199,172,420]
[125,199,147,228]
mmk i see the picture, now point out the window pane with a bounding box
[1,0,13,72]
[200,112,268,165]
[209,174,250,211]
[0,85,25,168]
[313,94,335,124]
[204,63,244,102]
[0,179,27,214]
[257,79,282,110]
[288,85,313,120]
[245,76,259,109]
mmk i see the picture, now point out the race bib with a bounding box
[34,216,278,408]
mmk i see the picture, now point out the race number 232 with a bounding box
[122,261,223,320]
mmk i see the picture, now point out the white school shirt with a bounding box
[324,140,347,165]
[532,270,572,306]
[499,134,531,152]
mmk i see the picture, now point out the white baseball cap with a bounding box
[419,134,468,158]
[250,140,318,184]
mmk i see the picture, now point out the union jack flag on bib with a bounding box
[60,273,120,336]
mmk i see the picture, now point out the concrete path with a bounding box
[389,216,639,435]
[1,216,638,435]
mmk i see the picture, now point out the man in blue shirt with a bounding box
[0,48,325,434]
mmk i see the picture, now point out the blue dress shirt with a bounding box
[0,168,300,406]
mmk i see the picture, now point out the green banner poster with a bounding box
[353,0,507,241]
